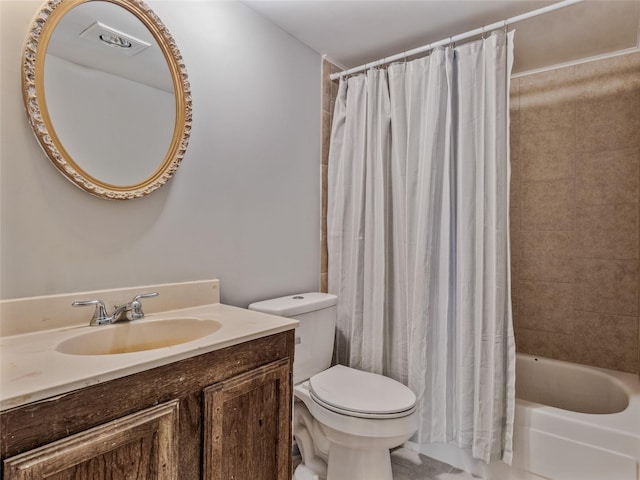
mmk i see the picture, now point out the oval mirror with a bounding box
[22,0,192,200]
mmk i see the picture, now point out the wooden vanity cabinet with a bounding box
[0,331,294,480]
[3,400,181,480]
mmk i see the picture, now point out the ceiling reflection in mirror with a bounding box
[22,0,191,200]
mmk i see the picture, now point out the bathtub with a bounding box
[407,353,640,480]
[510,354,640,480]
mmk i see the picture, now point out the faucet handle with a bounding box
[127,292,159,320]
[132,292,159,303]
[72,299,109,326]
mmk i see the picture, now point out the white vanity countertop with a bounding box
[0,303,298,412]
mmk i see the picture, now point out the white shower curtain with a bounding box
[327,31,515,463]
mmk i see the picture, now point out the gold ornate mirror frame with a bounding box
[22,0,192,200]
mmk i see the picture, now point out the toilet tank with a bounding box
[248,293,337,384]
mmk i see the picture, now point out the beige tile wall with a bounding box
[320,58,340,293]
[320,52,640,373]
[512,52,640,373]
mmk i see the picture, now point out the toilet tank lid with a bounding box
[248,292,337,317]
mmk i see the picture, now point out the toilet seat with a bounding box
[309,365,416,419]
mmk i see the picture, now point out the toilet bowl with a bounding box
[294,366,417,480]
[248,293,417,480]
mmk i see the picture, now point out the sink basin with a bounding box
[56,318,222,355]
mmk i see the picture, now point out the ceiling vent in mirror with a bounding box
[79,21,150,56]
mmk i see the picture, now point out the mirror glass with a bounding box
[23,0,191,199]
[46,1,174,186]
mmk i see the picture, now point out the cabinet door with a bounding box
[203,359,292,480]
[3,400,179,480]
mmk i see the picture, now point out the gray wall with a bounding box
[0,1,321,306]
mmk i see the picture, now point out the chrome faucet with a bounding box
[72,292,159,326]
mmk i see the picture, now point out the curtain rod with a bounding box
[329,0,584,80]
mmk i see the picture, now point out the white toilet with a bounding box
[249,293,417,480]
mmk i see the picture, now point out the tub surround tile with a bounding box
[331,78,339,101]
[577,88,640,117]
[322,111,331,163]
[510,115,520,152]
[519,281,574,334]
[520,230,574,282]
[521,128,575,181]
[510,121,521,159]
[575,258,639,317]
[509,166,520,211]
[575,67,640,101]
[518,68,577,110]
[510,201,521,242]
[510,77,520,97]
[519,64,576,88]
[320,58,340,291]
[573,312,639,373]
[511,302,520,329]
[510,257,520,310]
[509,203,520,252]
[322,163,328,206]
[576,148,640,206]
[519,83,578,123]
[519,101,575,134]
[510,84,520,125]
[513,326,520,345]
[520,180,575,231]
[510,133,521,198]
[574,53,640,98]
[321,59,333,112]
[576,91,640,153]
[515,328,574,362]
[320,213,328,276]
[576,204,639,260]
[511,52,640,373]
[510,175,520,205]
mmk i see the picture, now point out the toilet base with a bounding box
[294,446,393,480]
[294,463,322,480]
[326,445,393,480]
